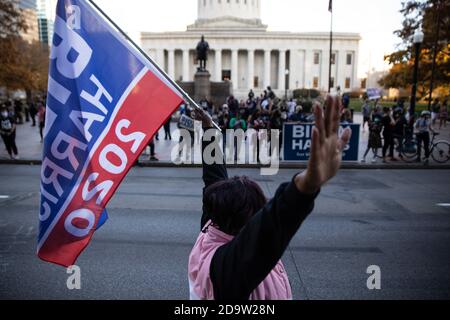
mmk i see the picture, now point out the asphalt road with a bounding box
[0,165,449,300]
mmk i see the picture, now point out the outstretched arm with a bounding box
[210,95,352,300]
[195,109,228,230]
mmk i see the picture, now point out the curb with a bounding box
[2,159,450,170]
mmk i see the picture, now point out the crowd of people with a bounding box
[361,97,448,164]
[1,91,449,164]
[0,98,46,160]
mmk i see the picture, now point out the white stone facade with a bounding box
[141,0,361,99]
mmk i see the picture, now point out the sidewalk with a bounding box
[1,114,450,169]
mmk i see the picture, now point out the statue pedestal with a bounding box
[194,70,211,103]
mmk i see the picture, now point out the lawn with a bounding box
[349,99,429,114]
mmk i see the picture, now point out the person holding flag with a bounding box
[189,96,351,300]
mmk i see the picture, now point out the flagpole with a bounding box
[328,2,333,93]
[87,0,221,131]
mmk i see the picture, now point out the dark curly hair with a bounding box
[203,176,267,236]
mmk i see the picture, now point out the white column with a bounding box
[168,49,175,80]
[338,50,346,90]
[231,49,238,90]
[322,49,330,91]
[182,49,189,81]
[278,50,286,91]
[215,49,222,82]
[247,49,254,89]
[305,50,313,88]
[352,50,359,91]
[156,49,165,68]
[264,49,271,88]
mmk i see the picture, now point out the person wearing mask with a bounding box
[0,105,19,160]
[381,107,396,163]
[361,110,383,163]
[189,96,351,300]
[415,111,434,164]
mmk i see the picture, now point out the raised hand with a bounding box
[295,95,352,194]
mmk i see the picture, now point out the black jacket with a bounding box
[200,131,319,300]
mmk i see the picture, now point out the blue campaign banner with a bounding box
[367,88,382,100]
[283,123,360,162]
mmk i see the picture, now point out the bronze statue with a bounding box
[196,35,210,71]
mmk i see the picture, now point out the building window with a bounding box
[361,78,367,89]
[330,77,335,88]
[254,76,259,88]
[345,78,351,89]
[331,53,336,65]
[346,53,352,65]
[222,70,231,81]
[313,77,319,88]
[314,52,320,65]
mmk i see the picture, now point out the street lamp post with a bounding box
[410,27,424,125]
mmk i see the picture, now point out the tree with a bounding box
[0,0,49,100]
[0,0,27,37]
[379,0,450,99]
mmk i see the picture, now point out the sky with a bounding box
[93,0,405,78]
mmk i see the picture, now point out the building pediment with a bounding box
[187,16,267,32]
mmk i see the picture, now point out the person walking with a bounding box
[415,111,434,164]
[361,111,383,163]
[189,96,351,300]
[0,105,19,160]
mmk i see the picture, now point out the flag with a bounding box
[38,0,184,267]
[329,0,333,12]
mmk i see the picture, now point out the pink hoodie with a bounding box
[188,222,293,300]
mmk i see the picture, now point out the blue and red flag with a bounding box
[38,0,183,267]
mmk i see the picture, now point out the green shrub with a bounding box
[293,88,321,100]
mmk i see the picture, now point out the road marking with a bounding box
[436,203,450,207]
[0,195,10,199]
